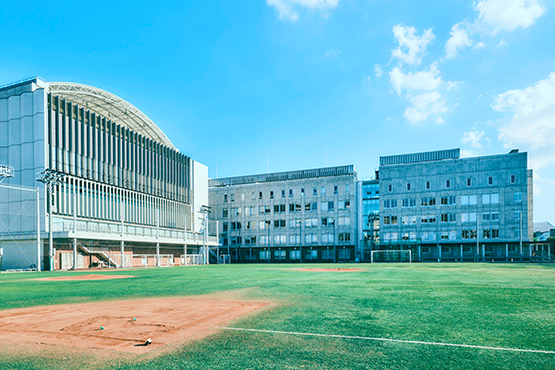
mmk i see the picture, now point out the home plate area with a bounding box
[0,296,268,353]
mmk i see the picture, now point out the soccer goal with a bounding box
[371,250,412,263]
[181,254,205,265]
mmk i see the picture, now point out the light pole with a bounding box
[199,205,211,264]
[37,169,65,271]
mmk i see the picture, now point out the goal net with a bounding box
[371,250,412,263]
[181,254,204,265]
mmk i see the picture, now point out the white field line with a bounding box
[220,327,555,355]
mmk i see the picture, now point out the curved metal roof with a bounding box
[48,82,176,149]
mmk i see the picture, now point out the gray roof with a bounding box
[534,222,555,233]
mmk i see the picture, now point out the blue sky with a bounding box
[1,0,554,223]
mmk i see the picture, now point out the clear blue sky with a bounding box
[1,0,554,223]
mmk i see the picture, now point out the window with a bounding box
[289,189,293,197]
[338,217,350,226]
[321,217,328,226]
[313,187,317,196]
[388,184,393,192]
[488,176,493,185]
[265,206,271,214]
[491,193,499,204]
[421,197,436,206]
[440,196,456,205]
[311,202,317,211]
[334,185,338,194]
[483,229,491,239]
[328,201,334,211]
[344,200,350,209]
[492,229,499,238]
[230,194,234,202]
[425,181,431,190]
[259,251,269,260]
[289,204,295,212]
[449,231,456,240]
[289,219,301,228]
[445,179,451,188]
[305,203,310,211]
[321,186,326,195]
[491,212,499,221]
[338,233,350,242]
[224,194,228,202]
[402,198,416,208]
[222,223,228,232]
[321,202,328,212]
[510,174,516,184]
[406,183,411,191]
[466,178,472,187]
[345,184,350,194]
[383,199,398,208]
[259,191,263,199]
[274,205,280,213]
[301,188,305,197]
[290,236,301,245]
[270,191,274,199]
[383,216,391,225]
[483,212,491,221]
[514,192,522,203]
[290,249,301,259]
[514,211,521,221]
[281,190,285,198]
[441,231,449,240]
[222,209,228,217]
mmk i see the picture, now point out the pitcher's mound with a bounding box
[0,296,268,353]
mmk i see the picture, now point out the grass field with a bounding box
[0,263,554,369]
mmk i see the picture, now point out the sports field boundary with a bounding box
[221,327,555,355]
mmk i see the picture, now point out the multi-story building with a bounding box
[0,77,216,271]
[209,165,359,263]
[358,178,379,261]
[378,148,533,262]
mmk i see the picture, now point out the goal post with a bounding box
[371,250,412,263]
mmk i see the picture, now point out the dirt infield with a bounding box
[292,268,362,272]
[34,274,135,281]
[0,295,268,354]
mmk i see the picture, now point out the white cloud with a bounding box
[462,130,490,148]
[389,62,443,96]
[444,0,544,58]
[475,0,545,35]
[388,62,455,124]
[445,23,474,59]
[374,64,383,77]
[391,24,435,65]
[267,0,340,21]
[404,91,448,123]
[492,72,555,169]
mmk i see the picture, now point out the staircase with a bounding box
[77,242,120,268]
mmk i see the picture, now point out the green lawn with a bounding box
[0,263,554,369]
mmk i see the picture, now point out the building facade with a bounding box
[358,178,379,261]
[378,148,533,262]
[209,165,359,263]
[0,77,216,271]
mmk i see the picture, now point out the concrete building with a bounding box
[208,165,359,263]
[0,77,216,271]
[378,148,533,262]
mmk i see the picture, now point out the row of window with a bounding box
[382,229,500,241]
[421,245,519,253]
[223,233,351,246]
[387,175,518,193]
[383,193,522,209]
[383,211,503,225]
[242,248,351,261]
[223,185,351,202]
[222,217,351,232]
[222,201,351,217]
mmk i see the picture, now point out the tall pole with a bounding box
[476,216,480,263]
[49,187,54,271]
[520,212,523,262]
[156,207,160,267]
[333,220,336,263]
[73,191,77,270]
[36,187,41,272]
[120,200,124,269]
